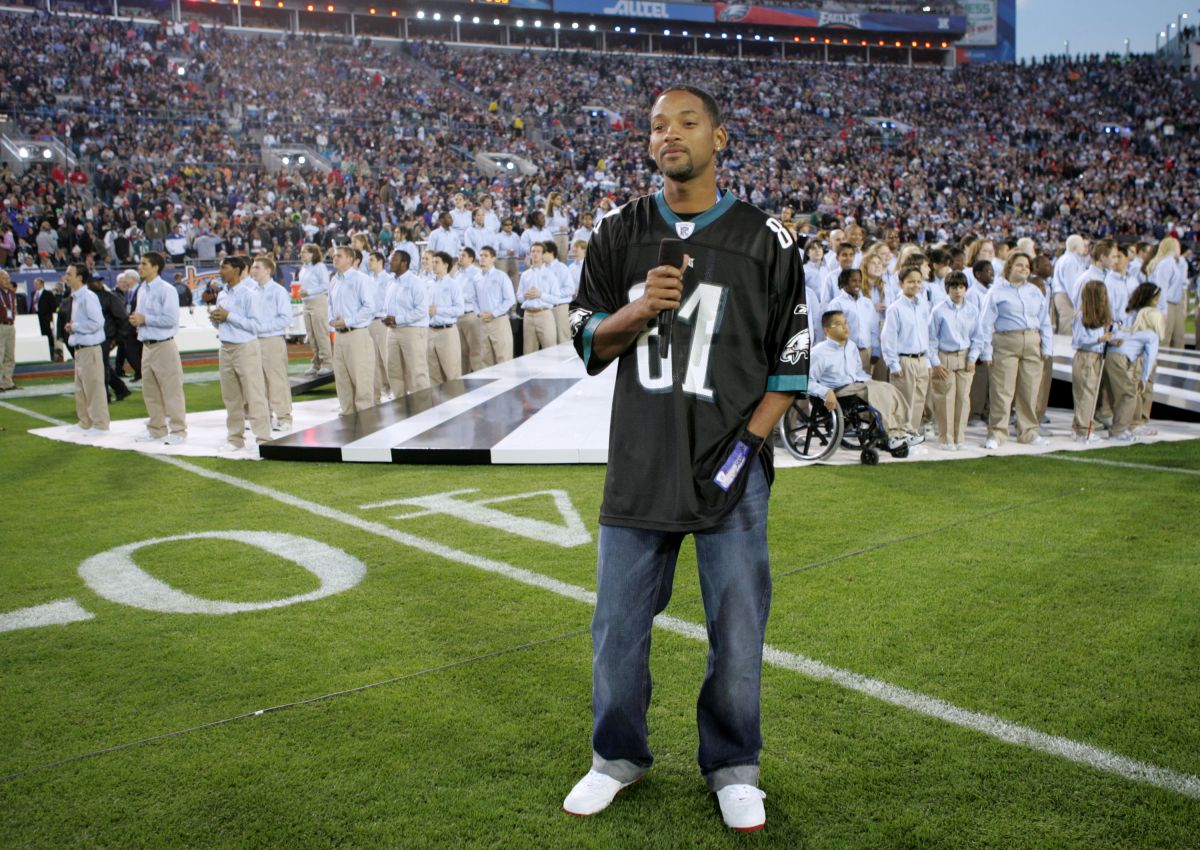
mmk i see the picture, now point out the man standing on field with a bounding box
[564,86,809,833]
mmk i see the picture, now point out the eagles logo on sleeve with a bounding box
[780,329,810,365]
[569,307,592,339]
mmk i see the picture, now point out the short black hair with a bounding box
[838,268,860,289]
[657,85,723,128]
[945,271,968,289]
[460,246,476,262]
[220,256,247,272]
[541,240,558,259]
[821,309,844,330]
[972,259,993,276]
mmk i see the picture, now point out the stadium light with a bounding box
[432,12,441,20]
[754,34,761,41]
[516,18,524,26]
[298,156,306,164]
[42,149,53,160]
[736,34,742,40]
[663,28,670,36]
[453,14,461,22]
[391,10,398,16]
[177,65,186,76]
[554,22,560,29]
[722,32,728,39]
[472,16,479,23]
[326,3,333,10]
[17,147,29,159]
[588,24,595,31]
[571,22,578,29]
[614,25,621,31]
[416,10,424,18]
[281,156,290,165]
[767,35,772,41]
[368,7,376,13]
[682,29,688,36]
[493,18,500,25]
[629,26,636,33]
[534,19,541,26]
[306,3,313,10]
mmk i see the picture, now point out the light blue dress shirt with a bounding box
[517,266,556,310]
[255,279,292,338]
[328,268,374,330]
[68,286,106,347]
[880,295,932,373]
[135,276,180,342]
[456,265,482,313]
[808,338,870,398]
[429,274,464,327]
[385,271,431,328]
[298,262,329,300]
[974,279,1053,361]
[826,290,876,354]
[476,267,516,318]
[927,299,980,367]
[216,280,261,344]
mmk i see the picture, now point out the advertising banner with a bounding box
[552,0,713,23]
[710,5,966,35]
[957,0,997,47]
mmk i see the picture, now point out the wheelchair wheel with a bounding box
[778,397,844,461]
[860,447,880,465]
[890,443,909,459]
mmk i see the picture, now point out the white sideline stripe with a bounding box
[0,400,66,426]
[1042,454,1200,477]
[4,401,1199,800]
[0,599,95,633]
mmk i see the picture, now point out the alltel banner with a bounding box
[552,0,714,22]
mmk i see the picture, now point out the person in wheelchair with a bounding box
[810,310,917,453]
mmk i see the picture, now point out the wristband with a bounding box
[713,429,764,492]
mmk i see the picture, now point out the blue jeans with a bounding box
[590,460,772,791]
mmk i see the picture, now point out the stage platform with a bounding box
[23,339,1199,466]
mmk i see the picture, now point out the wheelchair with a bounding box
[776,393,909,465]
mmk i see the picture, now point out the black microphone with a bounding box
[657,238,686,360]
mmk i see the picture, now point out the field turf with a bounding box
[1,380,1198,849]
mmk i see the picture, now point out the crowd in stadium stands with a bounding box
[1,8,1194,451]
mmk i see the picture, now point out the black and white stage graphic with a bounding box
[262,347,615,464]
[26,340,1198,465]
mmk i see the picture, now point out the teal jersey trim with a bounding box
[582,311,610,367]
[653,190,738,236]
[766,375,809,393]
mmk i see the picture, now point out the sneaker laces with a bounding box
[722,784,766,801]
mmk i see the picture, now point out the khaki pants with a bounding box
[1037,355,1053,422]
[1134,361,1155,426]
[0,323,15,389]
[481,315,514,365]
[1052,292,1074,336]
[332,328,375,415]
[969,360,990,421]
[1165,301,1186,349]
[553,303,571,344]
[1104,352,1139,436]
[257,335,293,428]
[930,350,972,445]
[367,318,388,402]
[836,381,908,437]
[1070,350,1104,436]
[889,354,929,434]
[141,337,187,438]
[988,329,1042,444]
[303,294,332,370]
[220,341,270,447]
[428,326,462,385]
[73,344,110,430]
[458,311,485,373]
[386,326,430,396]
[522,309,557,354]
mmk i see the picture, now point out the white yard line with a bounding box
[1041,454,1200,477]
[5,400,1199,800]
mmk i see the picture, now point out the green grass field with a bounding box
[1,380,1198,849]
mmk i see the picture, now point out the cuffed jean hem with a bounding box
[592,752,650,784]
[705,762,760,791]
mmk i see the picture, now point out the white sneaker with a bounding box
[937,442,955,451]
[302,367,319,376]
[134,430,164,443]
[1028,436,1049,446]
[1131,425,1158,437]
[66,424,86,435]
[1112,431,1136,443]
[886,435,906,450]
[218,442,243,453]
[81,427,109,438]
[953,443,966,451]
[905,432,925,447]
[983,438,999,450]
[715,784,766,832]
[164,434,186,446]
[562,769,638,816]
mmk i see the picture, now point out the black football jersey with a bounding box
[570,191,809,532]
